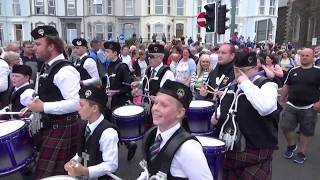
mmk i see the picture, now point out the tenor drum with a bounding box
[0,120,36,176]
[113,105,145,142]
[187,100,215,135]
[197,136,226,180]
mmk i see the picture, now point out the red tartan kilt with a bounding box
[33,117,81,179]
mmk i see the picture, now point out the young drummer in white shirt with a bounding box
[64,86,119,179]
[139,80,213,180]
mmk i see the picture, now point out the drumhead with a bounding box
[196,136,225,147]
[40,175,77,180]
[113,105,144,116]
[0,120,25,137]
[189,100,214,108]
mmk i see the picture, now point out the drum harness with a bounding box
[141,75,153,116]
[218,86,245,151]
[29,71,42,136]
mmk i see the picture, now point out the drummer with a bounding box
[64,86,119,179]
[211,52,278,179]
[138,80,213,180]
[8,65,34,118]
[131,44,175,127]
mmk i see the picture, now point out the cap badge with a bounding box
[154,47,158,52]
[177,88,185,99]
[85,90,92,98]
[38,29,44,36]
[76,40,82,46]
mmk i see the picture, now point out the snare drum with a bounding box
[113,105,145,142]
[0,120,36,176]
[187,100,215,135]
[40,175,77,180]
[197,136,226,180]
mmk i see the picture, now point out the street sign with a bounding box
[312,38,317,46]
[197,12,206,27]
[119,34,125,41]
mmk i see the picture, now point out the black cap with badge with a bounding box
[12,65,32,77]
[79,86,106,107]
[159,80,192,109]
[148,44,165,54]
[72,38,88,47]
[31,25,59,40]
[104,41,121,54]
[234,52,257,68]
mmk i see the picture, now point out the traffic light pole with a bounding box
[230,0,236,37]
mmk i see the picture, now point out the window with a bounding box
[0,0,2,15]
[147,0,151,14]
[35,22,45,27]
[177,0,184,16]
[125,0,134,16]
[88,0,92,15]
[48,0,55,15]
[15,24,23,41]
[147,25,150,40]
[167,25,171,41]
[95,4,103,14]
[292,15,300,41]
[88,23,92,40]
[0,24,3,46]
[107,23,113,40]
[107,0,112,15]
[154,24,163,39]
[67,0,76,16]
[35,0,44,14]
[235,0,239,15]
[13,0,21,16]
[269,0,276,15]
[258,0,265,15]
[155,0,163,14]
[197,0,202,14]
[167,0,171,15]
[95,24,104,40]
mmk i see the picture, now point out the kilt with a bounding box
[223,149,274,180]
[33,116,81,179]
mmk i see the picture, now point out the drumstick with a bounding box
[0,112,21,115]
[122,82,131,86]
[106,172,122,180]
[204,82,217,92]
[0,120,6,123]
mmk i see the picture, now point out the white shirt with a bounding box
[0,59,9,93]
[80,53,100,86]
[15,82,34,107]
[121,55,133,71]
[238,79,278,116]
[155,123,213,180]
[72,114,118,179]
[151,63,175,87]
[138,59,148,76]
[43,54,80,114]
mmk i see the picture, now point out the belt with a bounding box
[41,112,79,129]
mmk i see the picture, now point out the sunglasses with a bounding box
[234,66,256,71]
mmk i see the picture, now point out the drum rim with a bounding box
[189,100,214,108]
[0,120,27,138]
[39,175,77,180]
[196,136,226,148]
[113,105,144,117]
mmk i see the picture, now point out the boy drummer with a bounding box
[139,80,213,180]
[64,86,119,179]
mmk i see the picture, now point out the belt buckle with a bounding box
[53,124,59,129]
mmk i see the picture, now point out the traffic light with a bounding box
[217,5,229,34]
[204,3,216,32]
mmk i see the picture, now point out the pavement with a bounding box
[1,119,320,180]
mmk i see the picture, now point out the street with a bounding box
[1,116,319,180]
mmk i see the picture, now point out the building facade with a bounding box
[285,0,320,47]
[1,0,282,46]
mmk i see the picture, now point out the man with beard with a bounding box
[28,25,81,179]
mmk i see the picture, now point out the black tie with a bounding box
[151,69,156,78]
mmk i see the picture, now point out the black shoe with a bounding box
[127,142,137,161]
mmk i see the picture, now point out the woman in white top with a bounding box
[191,54,213,99]
[175,48,197,86]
